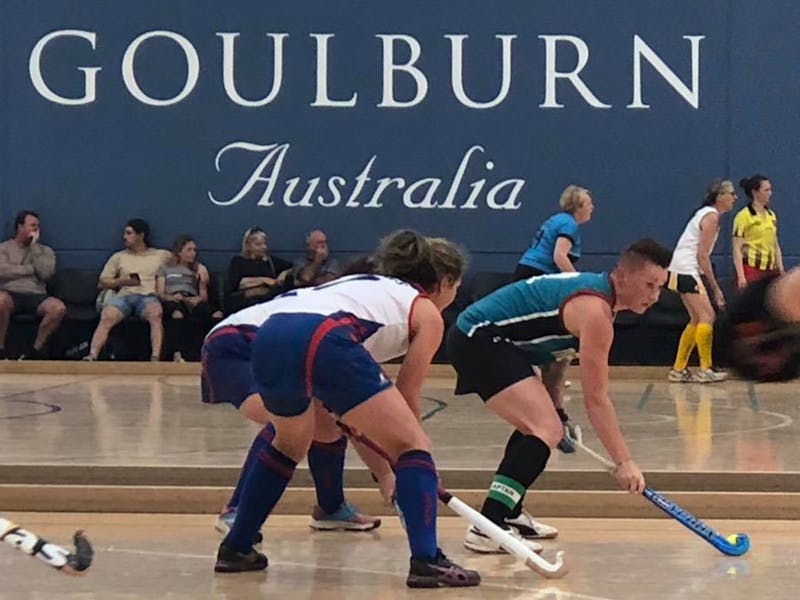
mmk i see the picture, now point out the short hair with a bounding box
[239,227,266,258]
[14,210,39,232]
[739,174,770,200]
[702,179,735,207]
[618,238,673,270]
[559,185,591,214]
[126,218,151,246]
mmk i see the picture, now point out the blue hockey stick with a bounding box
[569,426,750,557]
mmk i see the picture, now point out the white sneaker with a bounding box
[464,525,543,554]
[668,368,694,383]
[693,368,728,383]
[504,510,559,539]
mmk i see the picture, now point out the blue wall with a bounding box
[0,1,797,275]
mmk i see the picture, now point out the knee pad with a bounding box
[718,275,800,382]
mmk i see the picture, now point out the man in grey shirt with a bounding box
[0,210,66,359]
[292,229,341,288]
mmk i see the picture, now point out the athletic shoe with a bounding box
[215,508,263,545]
[214,543,268,573]
[668,368,694,383]
[463,525,543,554]
[310,502,381,531]
[504,510,559,539]
[693,368,728,383]
[406,549,481,588]
[556,422,578,453]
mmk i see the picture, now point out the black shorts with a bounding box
[666,272,706,295]
[7,292,47,316]
[446,325,535,402]
[513,264,546,282]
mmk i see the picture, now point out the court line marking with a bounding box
[103,546,618,600]
[0,398,62,420]
[747,382,760,413]
[636,383,654,411]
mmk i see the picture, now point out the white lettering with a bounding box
[218,33,287,107]
[122,31,199,106]
[538,35,611,109]
[311,34,358,107]
[377,34,428,108]
[628,35,704,109]
[29,30,101,105]
[448,34,515,109]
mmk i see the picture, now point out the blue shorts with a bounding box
[108,294,160,319]
[252,312,393,418]
[201,325,260,408]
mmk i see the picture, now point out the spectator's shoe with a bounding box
[81,354,96,362]
[406,549,481,588]
[309,503,381,531]
[0,348,8,360]
[214,543,268,573]
[564,380,572,389]
[463,525,543,554]
[693,368,728,383]
[215,508,263,544]
[504,510,559,539]
[18,346,43,360]
[668,368,694,383]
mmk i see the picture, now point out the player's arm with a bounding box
[562,296,644,493]
[553,237,576,273]
[395,297,444,420]
[697,212,724,306]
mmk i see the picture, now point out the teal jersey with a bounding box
[456,272,614,365]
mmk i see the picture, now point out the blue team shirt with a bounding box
[456,272,613,365]
[518,212,582,273]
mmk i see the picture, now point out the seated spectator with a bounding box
[292,229,341,288]
[0,210,65,359]
[157,235,220,362]
[225,227,291,313]
[85,219,170,361]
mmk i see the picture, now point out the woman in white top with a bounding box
[667,180,737,383]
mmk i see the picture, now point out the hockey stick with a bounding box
[0,516,94,574]
[336,421,567,578]
[568,426,750,557]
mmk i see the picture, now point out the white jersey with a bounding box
[668,206,719,275]
[209,274,423,363]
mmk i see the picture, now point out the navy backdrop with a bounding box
[0,0,797,275]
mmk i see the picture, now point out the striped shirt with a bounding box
[732,205,778,270]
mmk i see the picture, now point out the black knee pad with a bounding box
[718,275,800,382]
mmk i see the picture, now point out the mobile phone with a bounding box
[130,273,141,283]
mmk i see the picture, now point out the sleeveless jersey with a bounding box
[669,206,719,275]
[209,274,422,363]
[456,272,614,364]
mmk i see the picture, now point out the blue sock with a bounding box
[223,443,296,553]
[307,435,347,514]
[228,423,276,510]
[395,450,438,561]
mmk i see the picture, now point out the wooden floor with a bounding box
[1,366,799,597]
[3,513,796,599]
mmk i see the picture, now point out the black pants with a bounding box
[163,300,213,360]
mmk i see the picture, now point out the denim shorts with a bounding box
[107,293,160,319]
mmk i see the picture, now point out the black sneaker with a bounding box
[0,348,6,360]
[214,543,268,573]
[406,549,480,588]
[18,346,44,361]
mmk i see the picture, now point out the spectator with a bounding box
[225,227,292,314]
[514,185,594,280]
[293,229,341,288]
[0,210,65,359]
[84,219,170,361]
[733,174,784,289]
[157,235,220,362]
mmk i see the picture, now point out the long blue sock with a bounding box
[228,423,276,510]
[395,450,438,561]
[223,443,296,553]
[307,435,347,514]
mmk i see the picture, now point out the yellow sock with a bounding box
[695,323,713,370]
[672,323,697,371]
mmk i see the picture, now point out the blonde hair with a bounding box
[559,185,591,214]
[240,227,266,259]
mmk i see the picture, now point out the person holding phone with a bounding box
[84,219,170,361]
